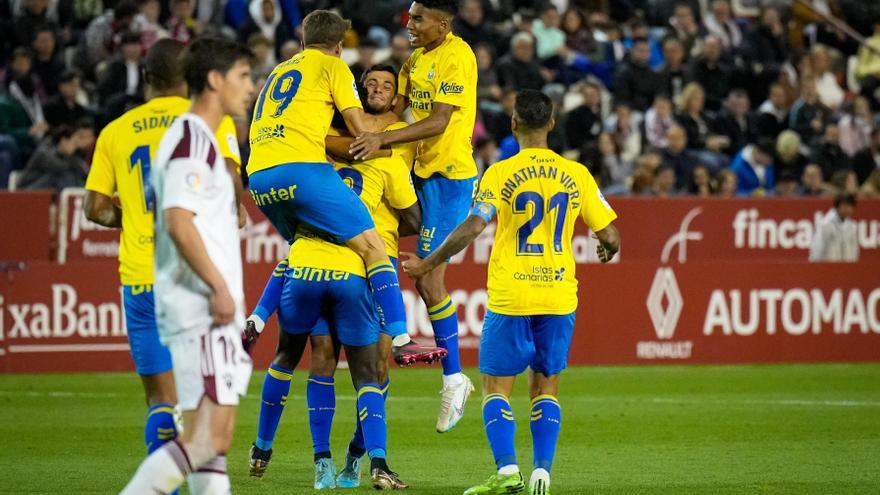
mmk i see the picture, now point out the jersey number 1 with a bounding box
[130,145,154,212]
[513,191,569,255]
[254,69,303,121]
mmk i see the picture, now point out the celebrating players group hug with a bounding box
[85,1,620,494]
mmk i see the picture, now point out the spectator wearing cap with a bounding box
[789,77,830,147]
[730,139,775,196]
[838,96,874,158]
[809,193,859,262]
[30,26,65,97]
[853,129,880,185]
[496,32,548,91]
[686,35,730,112]
[454,0,497,49]
[702,0,742,54]
[96,31,144,104]
[565,81,603,152]
[613,36,662,112]
[812,123,853,181]
[44,70,90,128]
[18,122,95,191]
[710,89,755,156]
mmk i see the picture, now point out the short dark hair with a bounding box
[59,69,81,84]
[302,10,351,49]
[417,0,459,16]
[145,38,186,92]
[514,89,553,130]
[120,31,142,46]
[835,192,857,208]
[631,36,649,46]
[361,64,397,87]
[183,37,254,95]
[113,0,139,20]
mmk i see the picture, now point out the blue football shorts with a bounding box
[276,267,380,347]
[479,310,576,377]
[248,162,375,244]
[413,174,477,259]
[122,285,173,376]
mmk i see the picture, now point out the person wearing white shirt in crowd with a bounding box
[809,193,859,262]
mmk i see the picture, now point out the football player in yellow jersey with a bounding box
[83,39,242,466]
[351,0,480,433]
[244,66,417,490]
[403,90,621,495]
[245,10,411,358]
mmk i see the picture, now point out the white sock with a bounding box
[531,468,550,481]
[442,372,464,388]
[248,315,266,334]
[188,455,230,495]
[391,334,412,347]
[498,464,519,476]
[120,442,190,495]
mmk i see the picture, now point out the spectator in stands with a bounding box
[12,0,58,49]
[662,126,700,190]
[755,82,789,141]
[239,0,296,60]
[476,44,502,104]
[474,135,498,176]
[799,163,829,196]
[581,131,632,194]
[855,20,880,110]
[659,37,687,101]
[81,1,139,72]
[44,70,90,128]
[716,168,738,197]
[30,26,64,97]
[605,102,642,163]
[742,6,787,101]
[830,169,860,197]
[644,94,675,149]
[853,128,880,185]
[562,8,594,57]
[133,0,169,50]
[689,163,713,197]
[687,35,730,112]
[711,89,755,156]
[18,122,94,191]
[789,77,830,147]
[454,0,496,49]
[623,19,663,69]
[248,34,276,78]
[702,0,742,54]
[775,130,809,181]
[812,123,852,181]
[675,82,730,154]
[349,38,377,83]
[861,169,880,197]
[533,4,565,60]
[565,81,603,152]
[730,139,775,196]
[613,36,661,112]
[496,32,548,91]
[668,2,701,58]
[97,31,144,104]
[484,88,515,147]
[380,31,412,73]
[838,96,874,158]
[653,165,677,197]
[809,193,859,262]
[166,0,197,44]
[0,47,48,159]
[279,38,301,61]
[810,44,845,111]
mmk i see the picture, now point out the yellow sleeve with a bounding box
[578,166,617,232]
[215,116,241,169]
[85,125,117,197]
[474,165,500,210]
[382,157,418,210]
[330,58,363,112]
[433,51,472,108]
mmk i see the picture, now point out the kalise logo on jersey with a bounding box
[439,82,464,95]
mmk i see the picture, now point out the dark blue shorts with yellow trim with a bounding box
[479,310,576,377]
[414,174,477,259]
[122,285,173,376]
[248,162,375,244]
[276,267,380,347]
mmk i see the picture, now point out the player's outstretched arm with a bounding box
[402,214,487,278]
[396,202,422,237]
[325,135,392,161]
[165,207,235,325]
[349,103,454,160]
[84,190,122,228]
[594,223,621,263]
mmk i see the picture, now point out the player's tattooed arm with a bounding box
[402,214,487,279]
[594,223,621,263]
[396,202,422,237]
[84,190,122,228]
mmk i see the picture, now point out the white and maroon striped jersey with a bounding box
[151,113,244,341]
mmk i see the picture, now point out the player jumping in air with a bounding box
[119,37,256,494]
[84,38,242,478]
[403,90,621,495]
[246,66,430,489]
[351,0,480,434]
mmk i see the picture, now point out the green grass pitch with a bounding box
[1,364,879,494]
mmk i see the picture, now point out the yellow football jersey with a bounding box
[85,96,240,285]
[247,49,363,174]
[398,32,477,180]
[474,148,617,315]
[290,128,417,276]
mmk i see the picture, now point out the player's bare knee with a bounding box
[529,372,560,399]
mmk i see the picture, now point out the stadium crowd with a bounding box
[2,0,880,198]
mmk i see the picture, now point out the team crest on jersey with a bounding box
[427,64,435,80]
[439,82,464,95]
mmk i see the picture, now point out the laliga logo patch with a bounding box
[439,82,464,95]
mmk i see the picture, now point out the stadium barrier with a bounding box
[0,195,878,372]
